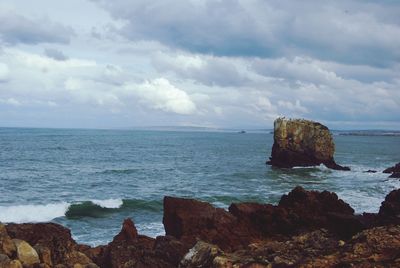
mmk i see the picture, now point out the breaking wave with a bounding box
[0,198,163,223]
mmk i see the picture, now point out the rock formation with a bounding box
[267,118,350,170]
[383,162,400,178]
[2,186,400,267]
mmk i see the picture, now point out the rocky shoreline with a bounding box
[1,186,400,268]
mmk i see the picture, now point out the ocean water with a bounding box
[0,127,399,246]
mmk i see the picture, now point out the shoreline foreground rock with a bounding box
[2,186,400,267]
[267,118,350,170]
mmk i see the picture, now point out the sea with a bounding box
[0,127,399,246]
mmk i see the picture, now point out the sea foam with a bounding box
[0,203,70,223]
[91,199,123,208]
[0,198,125,223]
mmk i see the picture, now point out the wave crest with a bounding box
[0,198,163,222]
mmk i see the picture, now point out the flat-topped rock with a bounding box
[267,118,349,170]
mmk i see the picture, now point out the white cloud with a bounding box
[152,51,249,87]
[0,98,21,106]
[0,63,9,81]
[124,78,197,115]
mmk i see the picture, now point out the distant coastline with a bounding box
[333,130,400,137]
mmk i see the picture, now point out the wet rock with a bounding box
[378,188,400,224]
[364,170,377,173]
[383,162,400,173]
[13,239,40,267]
[389,172,400,178]
[267,118,349,170]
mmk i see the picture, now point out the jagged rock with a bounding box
[383,162,400,173]
[389,172,400,178]
[96,218,174,268]
[163,196,249,251]
[230,186,363,239]
[308,225,400,267]
[267,118,349,170]
[153,235,190,267]
[13,239,40,267]
[378,188,400,225]
[183,226,400,267]
[164,187,363,254]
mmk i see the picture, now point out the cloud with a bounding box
[0,10,75,45]
[0,1,399,129]
[124,78,197,115]
[92,0,400,67]
[0,63,9,82]
[0,97,21,106]
[152,52,249,87]
[44,48,68,61]
[251,56,342,86]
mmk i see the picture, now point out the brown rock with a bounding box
[0,224,16,258]
[267,118,349,170]
[7,260,23,268]
[0,254,23,268]
[95,218,174,268]
[13,239,40,267]
[67,250,92,267]
[389,172,400,178]
[153,235,190,267]
[85,263,100,268]
[378,188,400,224]
[34,245,52,266]
[230,186,363,239]
[6,223,78,265]
[180,241,224,268]
[0,253,11,265]
[383,162,400,173]
[163,196,247,250]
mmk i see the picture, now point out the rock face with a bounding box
[181,226,400,268]
[163,186,364,251]
[267,118,349,170]
[384,162,400,178]
[378,188,400,225]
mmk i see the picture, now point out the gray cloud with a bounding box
[152,52,249,87]
[44,48,68,61]
[92,0,400,67]
[0,11,75,45]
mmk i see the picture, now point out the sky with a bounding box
[0,0,399,130]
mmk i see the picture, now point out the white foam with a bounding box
[91,199,123,208]
[0,202,70,223]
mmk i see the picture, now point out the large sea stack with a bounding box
[267,118,349,170]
